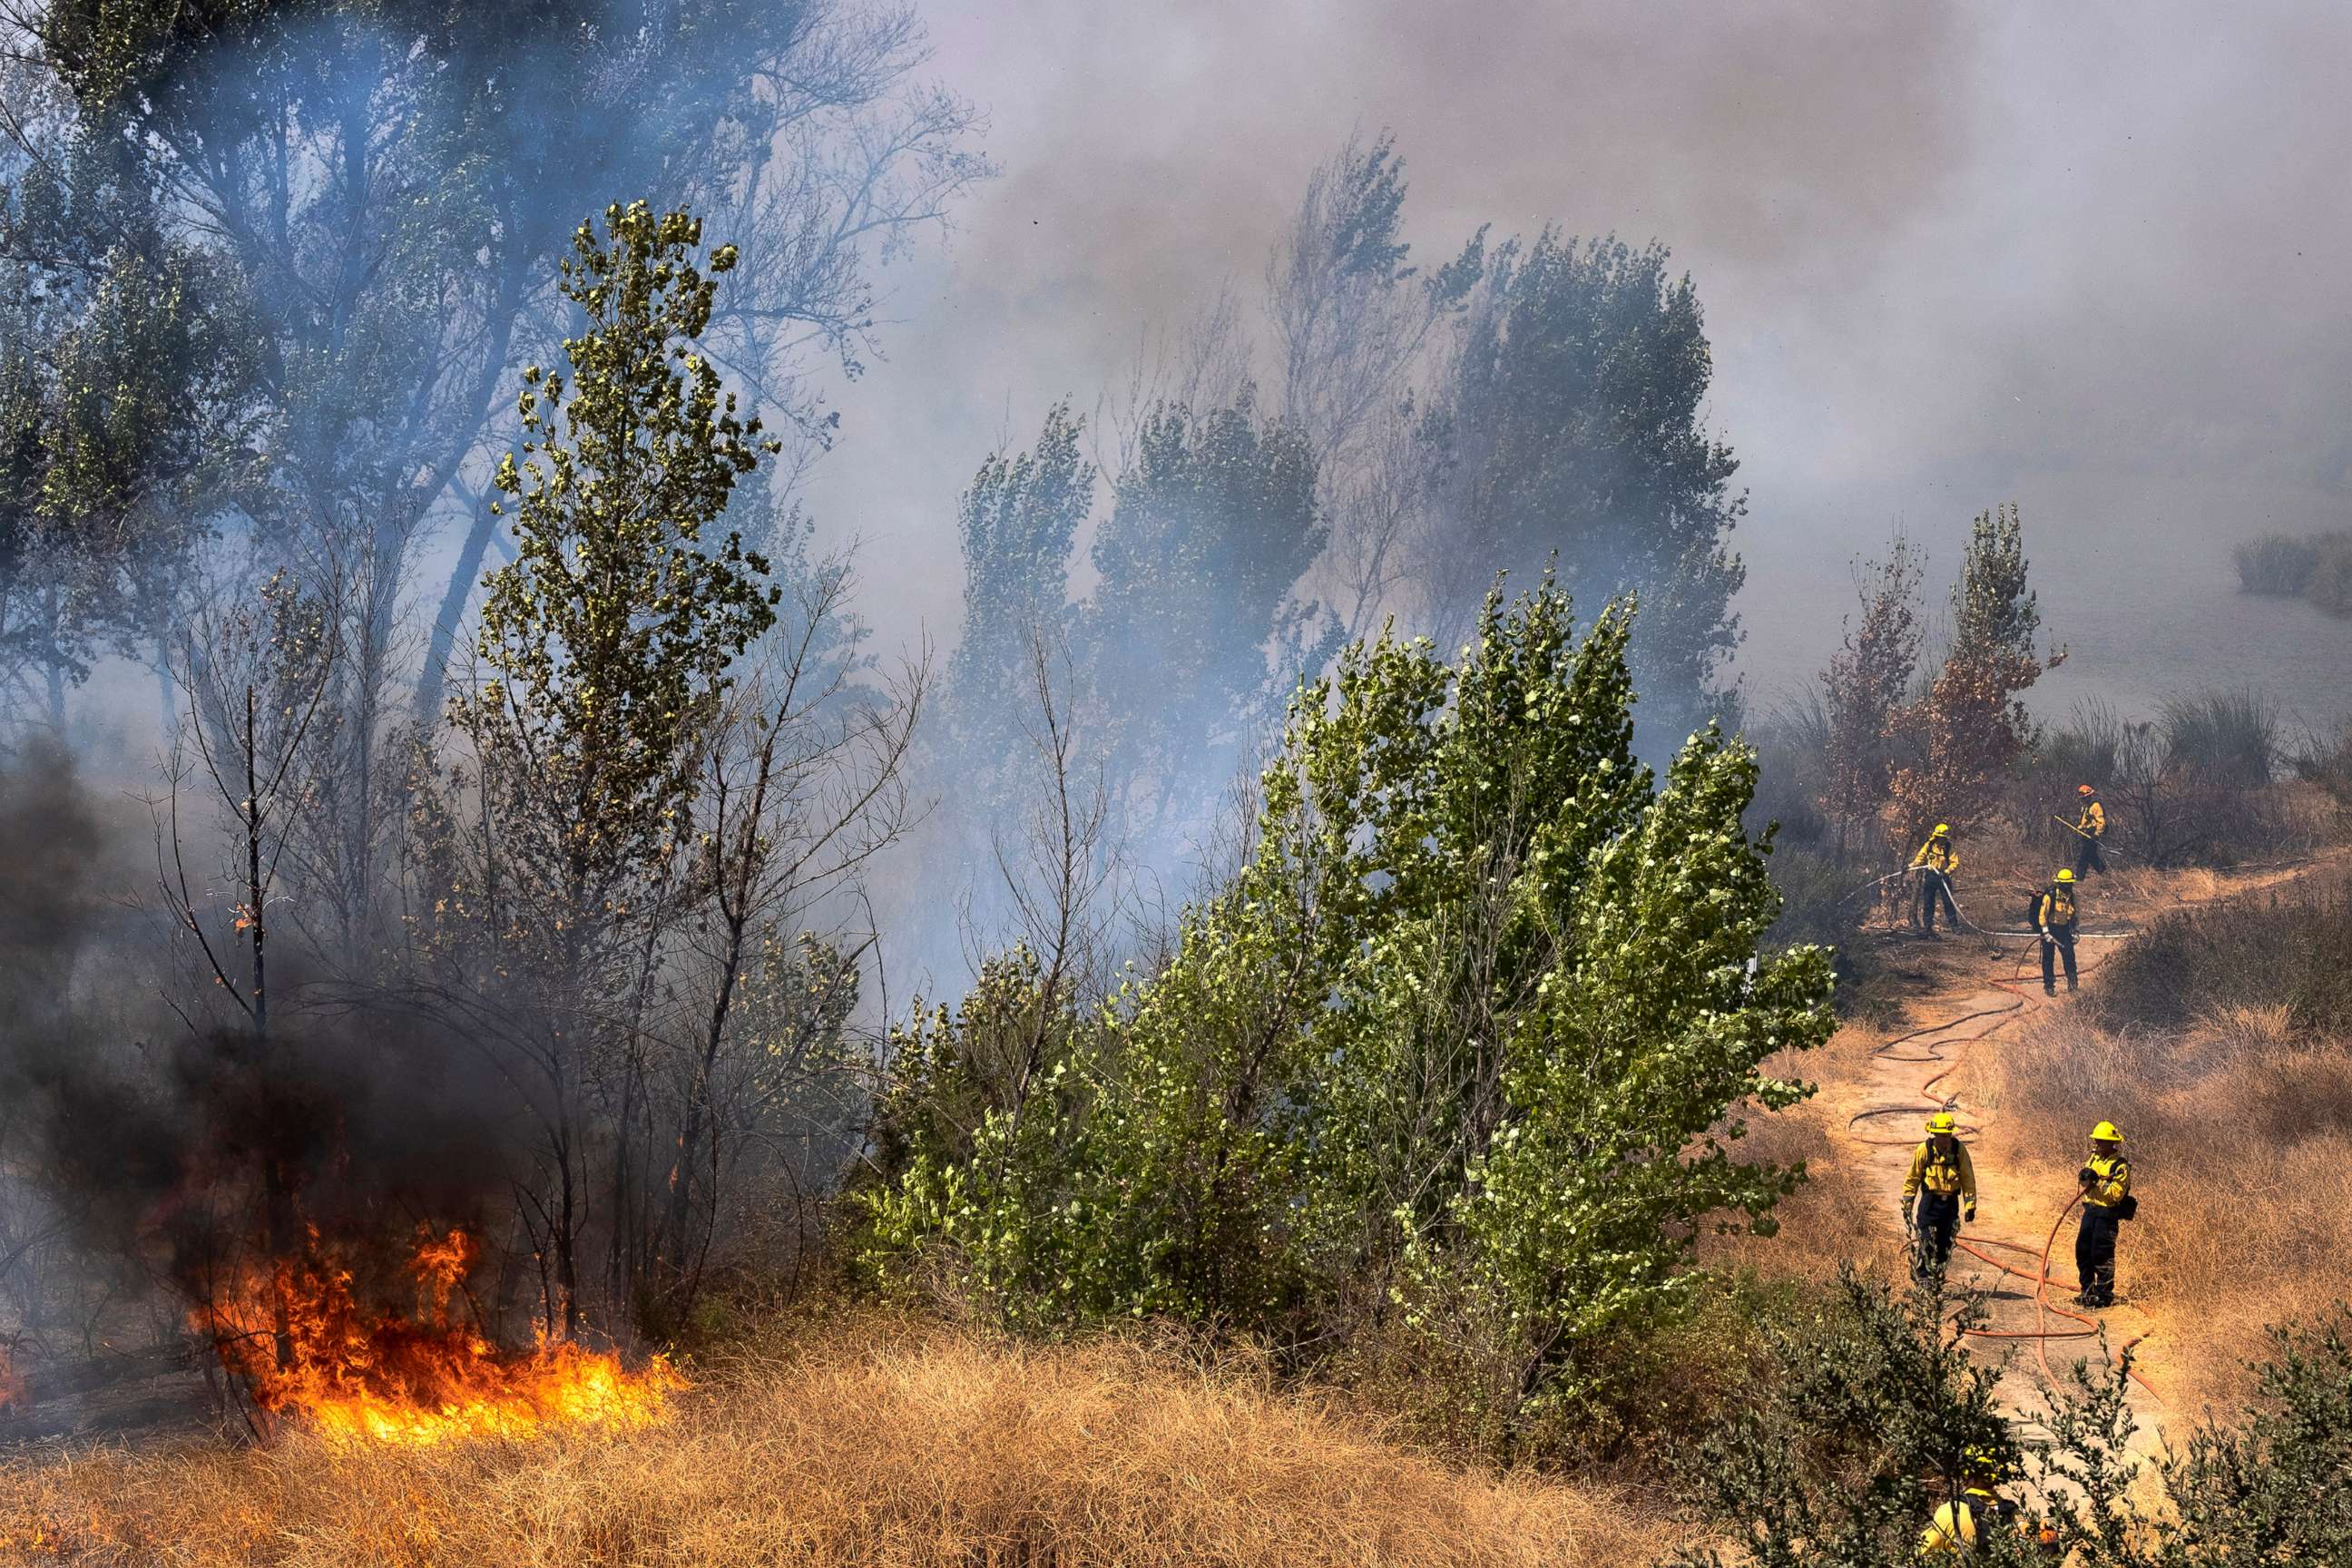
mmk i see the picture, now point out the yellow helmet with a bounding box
[1963,1444,2011,1483]
[1932,823,1951,836]
[1926,1111,1958,1135]
[2090,1121,2122,1143]
[2054,868,2074,883]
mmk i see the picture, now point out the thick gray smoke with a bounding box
[806,0,2352,727]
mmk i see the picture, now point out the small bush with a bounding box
[2290,720,2352,817]
[2232,533,2319,595]
[2160,687,2279,789]
[2309,532,2352,617]
[2227,528,2352,616]
[2092,875,2352,1035]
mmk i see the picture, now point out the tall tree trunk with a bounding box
[414,500,501,728]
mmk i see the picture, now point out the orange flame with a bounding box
[201,1227,683,1446]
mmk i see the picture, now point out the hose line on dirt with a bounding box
[1842,924,2161,1404]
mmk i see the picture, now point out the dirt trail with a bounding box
[1822,850,2340,1447]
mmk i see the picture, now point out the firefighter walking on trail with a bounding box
[1913,824,1961,938]
[2038,868,2080,996]
[2074,1122,2132,1308]
[1903,1110,1976,1282]
[2072,784,2107,877]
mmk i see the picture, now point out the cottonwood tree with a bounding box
[413,202,782,1336]
[1,0,986,734]
[938,401,1093,818]
[1423,232,1747,750]
[1081,390,1334,838]
[1266,131,1479,641]
[865,581,1835,1444]
[0,77,260,731]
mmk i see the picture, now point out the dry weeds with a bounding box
[0,1315,1683,1567]
[1974,1007,2352,1412]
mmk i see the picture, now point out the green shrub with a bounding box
[862,582,1838,1447]
[1668,1264,2352,1567]
[1667,1269,2028,1568]
[2164,1313,2352,1554]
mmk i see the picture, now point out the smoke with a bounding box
[806,0,2352,730]
[0,747,522,1392]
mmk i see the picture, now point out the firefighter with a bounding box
[1903,1110,1976,1282]
[1920,1448,2061,1557]
[2073,1122,2132,1309]
[2037,868,2080,996]
[2072,784,2108,877]
[1912,823,1961,939]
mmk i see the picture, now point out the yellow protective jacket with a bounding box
[2038,885,2078,931]
[2082,1153,2132,1210]
[1913,836,1960,874]
[1905,1140,1977,1203]
[2077,799,2105,838]
[1920,1489,2000,1553]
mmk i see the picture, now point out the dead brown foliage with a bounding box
[0,1315,1681,1567]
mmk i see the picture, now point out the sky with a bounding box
[798,0,2352,727]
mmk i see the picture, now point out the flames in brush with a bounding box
[201,1227,683,1445]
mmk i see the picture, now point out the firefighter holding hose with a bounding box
[1903,1110,1976,1283]
[2037,868,2080,996]
[2071,784,2107,877]
[1912,823,1961,939]
[2073,1122,2132,1309]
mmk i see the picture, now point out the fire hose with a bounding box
[1844,904,2161,1401]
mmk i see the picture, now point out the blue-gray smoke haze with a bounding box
[801,0,2352,728]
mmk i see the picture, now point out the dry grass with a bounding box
[1975,1006,2352,1411]
[0,1315,1682,1568]
[1705,1050,1893,1281]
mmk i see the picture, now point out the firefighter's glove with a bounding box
[1964,1201,1976,1222]
[2077,1168,2095,1186]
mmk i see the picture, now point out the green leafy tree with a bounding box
[865,579,1835,1441]
[417,201,779,1332]
[1082,390,1335,831]
[1429,232,1747,750]
[7,0,985,727]
[939,400,1093,810]
[471,201,781,907]
[0,106,260,729]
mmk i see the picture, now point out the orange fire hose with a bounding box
[1843,933,2161,1403]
